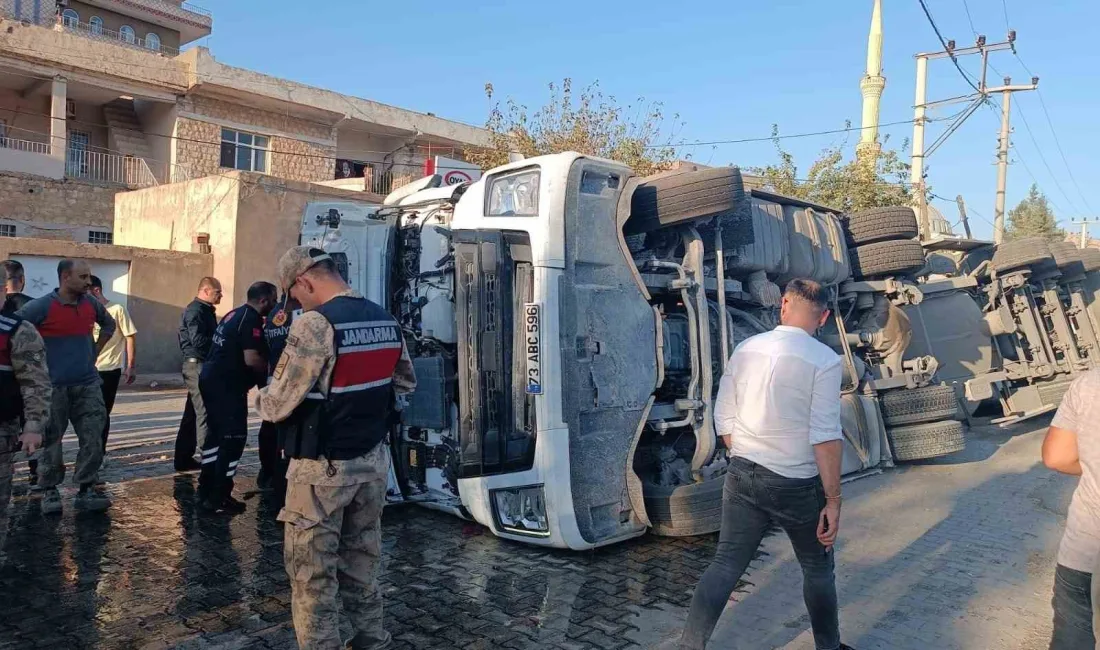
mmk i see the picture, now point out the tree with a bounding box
[1006,183,1062,241]
[749,124,917,212]
[464,79,680,177]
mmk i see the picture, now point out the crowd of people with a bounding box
[0,247,417,649]
[1,254,1098,649]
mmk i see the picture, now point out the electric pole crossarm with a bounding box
[925,97,985,158]
[917,41,1013,60]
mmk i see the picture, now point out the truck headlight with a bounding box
[491,485,549,536]
[486,169,540,216]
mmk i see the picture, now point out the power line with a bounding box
[917,0,982,93]
[1000,0,1012,31]
[1011,101,1080,214]
[656,118,920,149]
[960,0,978,35]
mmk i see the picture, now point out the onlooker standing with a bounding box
[90,275,137,452]
[174,277,221,472]
[257,247,416,650]
[680,279,853,650]
[0,274,50,553]
[1,260,32,315]
[16,259,115,514]
[197,281,276,514]
[1042,368,1100,649]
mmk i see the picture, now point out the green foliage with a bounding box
[1006,184,1062,240]
[464,79,680,177]
[749,124,917,212]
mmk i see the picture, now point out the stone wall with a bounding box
[175,96,337,183]
[0,173,118,239]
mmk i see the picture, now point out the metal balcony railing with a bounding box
[180,2,212,18]
[66,150,158,188]
[59,19,180,56]
[0,137,51,155]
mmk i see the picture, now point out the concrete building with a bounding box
[0,0,490,243]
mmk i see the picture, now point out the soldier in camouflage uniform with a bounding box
[0,268,51,555]
[257,246,415,650]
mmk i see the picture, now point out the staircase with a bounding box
[103,99,155,172]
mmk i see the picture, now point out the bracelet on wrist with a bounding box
[824,494,842,501]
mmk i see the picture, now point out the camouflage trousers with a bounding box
[40,383,106,489]
[279,445,390,650]
[0,419,19,555]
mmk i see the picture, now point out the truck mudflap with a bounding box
[559,159,657,545]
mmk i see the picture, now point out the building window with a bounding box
[61,8,79,27]
[0,224,15,238]
[220,128,269,173]
[119,25,136,43]
[89,16,103,35]
[88,230,113,245]
[144,32,160,51]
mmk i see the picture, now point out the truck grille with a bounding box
[454,231,536,478]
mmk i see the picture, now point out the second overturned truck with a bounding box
[302,152,970,550]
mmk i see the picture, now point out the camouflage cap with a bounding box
[277,246,332,292]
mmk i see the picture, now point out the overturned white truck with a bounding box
[301,153,966,550]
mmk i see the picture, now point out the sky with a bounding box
[196,0,1098,241]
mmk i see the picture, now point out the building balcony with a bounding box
[57,18,181,56]
[0,135,158,188]
[75,0,212,44]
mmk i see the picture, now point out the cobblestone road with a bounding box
[0,390,1076,649]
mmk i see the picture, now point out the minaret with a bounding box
[857,0,886,160]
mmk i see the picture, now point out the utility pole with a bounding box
[910,32,1032,241]
[1070,218,1100,249]
[955,194,973,239]
[990,77,1039,244]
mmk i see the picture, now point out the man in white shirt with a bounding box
[1042,369,1100,649]
[681,278,852,650]
[91,275,137,453]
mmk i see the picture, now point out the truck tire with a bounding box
[880,385,960,427]
[991,237,1053,274]
[644,474,724,537]
[1080,249,1100,272]
[842,206,919,246]
[630,167,746,233]
[1048,241,1088,278]
[849,239,926,279]
[889,420,967,462]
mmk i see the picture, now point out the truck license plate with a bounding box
[524,303,542,395]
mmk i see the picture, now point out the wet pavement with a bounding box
[0,390,1074,649]
[0,390,723,650]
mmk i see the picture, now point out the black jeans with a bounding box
[174,361,209,465]
[99,369,122,450]
[1050,564,1094,649]
[681,457,840,650]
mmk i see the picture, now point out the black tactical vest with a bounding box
[0,313,25,423]
[284,296,402,461]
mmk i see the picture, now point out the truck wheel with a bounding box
[888,420,967,462]
[991,237,1053,274]
[629,167,747,233]
[880,384,960,427]
[644,474,724,537]
[1048,241,1088,278]
[849,240,926,279]
[842,206,919,246]
[1080,249,1100,273]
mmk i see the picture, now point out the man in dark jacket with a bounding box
[173,277,222,471]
